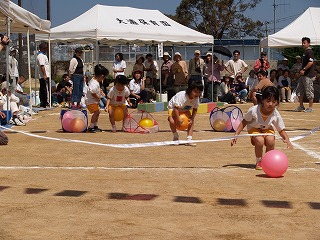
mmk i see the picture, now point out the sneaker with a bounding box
[112,125,117,133]
[282,100,286,103]
[240,99,246,104]
[8,118,15,125]
[94,126,103,132]
[87,128,96,133]
[255,161,263,170]
[294,106,305,112]
[13,117,26,126]
[304,108,314,113]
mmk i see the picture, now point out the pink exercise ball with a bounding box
[62,111,75,132]
[261,150,288,178]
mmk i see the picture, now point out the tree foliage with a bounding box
[282,46,320,67]
[174,0,264,39]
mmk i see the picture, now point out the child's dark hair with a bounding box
[261,86,280,103]
[116,75,128,85]
[94,64,109,77]
[115,52,124,61]
[186,80,203,96]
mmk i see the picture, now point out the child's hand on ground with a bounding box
[283,139,293,150]
[231,136,237,146]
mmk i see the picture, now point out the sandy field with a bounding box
[0,102,319,240]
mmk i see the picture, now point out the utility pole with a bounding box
[273,0,276,33]
[47,0,51,21]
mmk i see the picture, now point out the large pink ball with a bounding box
[261,150,288,178]
[62,117,73,132]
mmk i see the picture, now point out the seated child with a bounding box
[168,80,203,146]
[231,86,293,170]
[278,69,292,102]
[85,64,109,133]
[0,86,25,126]
[105,75,132,132]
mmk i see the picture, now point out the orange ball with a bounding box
[70,118,86,133]
[114,107,125,121]
[213,119,226,132]
[139,118,154,128]
[176,112,190,131]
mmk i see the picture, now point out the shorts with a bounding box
[296,76,314,99]
[168,109,191,117]
[109,104,126,111]
[87,103,100,114]
[248,128,275,146]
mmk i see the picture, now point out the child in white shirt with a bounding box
[85,64,109,133]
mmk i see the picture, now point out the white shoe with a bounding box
[14,117,25,126]
[8,118,15,125]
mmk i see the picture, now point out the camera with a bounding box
[0,34,9,45]
[195,66,201,73]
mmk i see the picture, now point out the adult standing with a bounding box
[224,50,248,81]
[188,50,205,84]
[69,47,84,109]
[290,56,302,73]
[277,58,289,71]
[132,55,145,76]
[254,51,270,75]
[37,42,50,108]
[161,52,173,89]
[294,37,315,112]
[8,48,19,91]
[169,52,188,100]
[113,52,126,79]
[205,53,224,102]
[144,53,158,90]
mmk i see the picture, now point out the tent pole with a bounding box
[34,42,38,106]
[5,16,10,124]
[27,27,32,113]
[211,44,214,102]
[95,40,99,65]
[48,35,51,108]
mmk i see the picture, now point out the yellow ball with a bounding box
[213,119,226,132]
[139,118,154,128]
[114,107,124,121]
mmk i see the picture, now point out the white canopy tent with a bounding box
[0,0,50,120]
[36,4,214,100]
[261,7,320,48]
[36,4,213,45]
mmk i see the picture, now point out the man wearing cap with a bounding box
[254,51,270,75]
[37,42,50,108]
[8,47,19,91]
[161,52,173,89]
[291,56,302,73]
[224,50,248,81]
[69,47,84,108]
[188,50,205,84]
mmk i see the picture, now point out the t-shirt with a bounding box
[113,60,126,77]
[85,78,101,105]
[129,79,142,94]
[245,77,258,91]
[37,52,50,78]
[278,76,291,88]
[168,90,200,112]
[224,59,248,78]
[56,80,72,93]
[107,86,130,105]
[244,105,285,132]
[302,47,315,78]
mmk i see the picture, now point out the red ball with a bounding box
[261,150,288,178]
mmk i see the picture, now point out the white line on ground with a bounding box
[292,142,320,160]
[0,166,318,172]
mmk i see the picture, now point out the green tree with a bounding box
[173,0,264,39]
[282,46,320,67]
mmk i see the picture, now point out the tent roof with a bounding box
[36,4,213,45]
[0,0,50,34]
[261,7,320,48]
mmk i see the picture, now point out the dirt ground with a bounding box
[0,102,319,240]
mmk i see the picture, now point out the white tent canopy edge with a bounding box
[261,7,320,48]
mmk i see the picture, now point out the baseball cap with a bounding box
[194,50,201,54]
[163,52,171,58]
